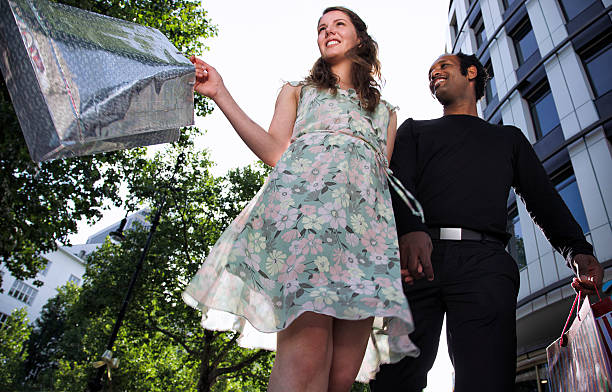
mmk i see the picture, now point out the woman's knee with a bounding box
[275,312,333,379]
[328,368,360,392]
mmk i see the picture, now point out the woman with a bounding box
[183,7,423,391]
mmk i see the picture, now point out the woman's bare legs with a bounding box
[267,313,374,392]
[328,317,374,392]
[268,312,334,392]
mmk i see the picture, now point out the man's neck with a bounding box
[442,101,479,117]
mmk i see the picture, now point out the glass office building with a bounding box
[446,0,612,389]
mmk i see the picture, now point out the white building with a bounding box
[0,244,96,324]
[0,209,149,324]
[447,0,612,389]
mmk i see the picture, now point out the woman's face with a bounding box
[317,10,360,63]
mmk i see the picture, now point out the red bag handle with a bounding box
[594,283,603,301]
[560,291,582,347]
[558,284,607,347]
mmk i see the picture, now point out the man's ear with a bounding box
[467,65,478,81]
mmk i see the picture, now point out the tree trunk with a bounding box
[197,347,213,392]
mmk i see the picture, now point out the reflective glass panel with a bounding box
[485,63,497,103]
[477,26,487,48]
[503,0,520,10]
[555,174,589,234]
[559,0,597,20]
[516,27,538,64]
[584,45,612,97]
[530,88,560,138]
[507,205,526,269]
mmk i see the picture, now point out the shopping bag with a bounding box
[546,292,612,391]
[594,296,612,363]
[0,0,194,162]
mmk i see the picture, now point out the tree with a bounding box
[0,0,216,285]
[21,283,81,388]
[0,308,32,391]
[22,138,273,391]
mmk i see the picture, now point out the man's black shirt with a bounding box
[390,114,593,263]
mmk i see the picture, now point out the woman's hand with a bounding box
[190,55,224,100]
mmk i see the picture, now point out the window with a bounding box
[512,19,539,65]
[68,274,81,286]
[450,13,458,47]
[559,0,597,21]
[0,312,8,327]
[473,13,487,49]
[554,170,589,234]
[581,32,612,98]
[484,61,497,104]
[40,261,52,277]
[8,280,38,305]
[527,81,560,139]
[502,0,520,11]
[507,204,526,269]
[515,362,550,391]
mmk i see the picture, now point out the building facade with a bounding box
[0,209,149,325]
[0,244,94,324]
[446,0,612,389]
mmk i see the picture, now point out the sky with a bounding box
[196,0,451,175]
[71,1,454,389]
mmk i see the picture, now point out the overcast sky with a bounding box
[72,1,454,388]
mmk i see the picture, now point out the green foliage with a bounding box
[22,283,81,389]
[351,381,371,391]
[0,0,216,285]
[0,308,32,391]
[22,139,272,391]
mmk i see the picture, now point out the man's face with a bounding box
[428,54,471,105]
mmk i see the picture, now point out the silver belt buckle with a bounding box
[440,227,462,240]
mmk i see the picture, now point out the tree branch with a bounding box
[210,349,269,381]
[209,332,239,369]
[142,312,199,356]
[178,192,193,266]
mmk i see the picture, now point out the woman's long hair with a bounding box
[305,6,382,112]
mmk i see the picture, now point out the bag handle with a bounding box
[594,282,603,302]
[558,284,604,347]
[559,291,582,347]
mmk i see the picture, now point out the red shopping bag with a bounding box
[594,296,612,363]
[546,291,612,391]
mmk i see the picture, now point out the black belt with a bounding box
[429,227,503,244]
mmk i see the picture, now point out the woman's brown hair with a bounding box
[305,6,382,112]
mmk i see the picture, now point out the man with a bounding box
[370,52,604,391]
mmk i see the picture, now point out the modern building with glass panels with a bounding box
[446,0,612,389]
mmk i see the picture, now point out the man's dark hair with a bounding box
[455,51,489,100]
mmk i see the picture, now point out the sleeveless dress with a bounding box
[183,83,421,381]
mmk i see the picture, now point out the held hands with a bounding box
[399,231,434,284]
[571,254,604,295]
[190,56,224,100]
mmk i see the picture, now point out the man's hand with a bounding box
[571,254,604,295]
[399,231,434,284]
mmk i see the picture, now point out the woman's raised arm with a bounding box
[192,56,299,166]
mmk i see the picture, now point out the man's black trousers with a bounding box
[370,239,520,392]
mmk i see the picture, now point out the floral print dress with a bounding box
[183,83,420,381]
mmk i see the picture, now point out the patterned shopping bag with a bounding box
[594,297,612,363]
[546,292,612,391]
